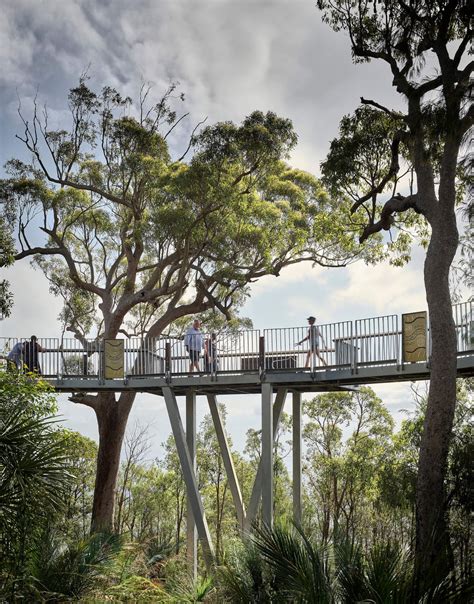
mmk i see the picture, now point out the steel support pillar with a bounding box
[245,387,287,530]
[292,391,302,525]
[186,390,197,578]
[162,387,214,568]
[261,382,273,528]
[207,395,246,530]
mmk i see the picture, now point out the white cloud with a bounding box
[1,263,62,337]
[331,255,427,317]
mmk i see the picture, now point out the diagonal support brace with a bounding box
[162,387,215,568]
[186,390,197,579]
[207,394,246,530]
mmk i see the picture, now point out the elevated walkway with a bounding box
[2,301,473,395]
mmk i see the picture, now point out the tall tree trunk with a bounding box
[416,209,458,576]
[90,391,136,533]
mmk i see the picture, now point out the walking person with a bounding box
[297,316,327,368]
[23,335,44,374]
[184,319,203,373]
[204,332,218,373]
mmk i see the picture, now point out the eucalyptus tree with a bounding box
[303,388,393,545]
[1,79,376,532]
[317,0,473,575]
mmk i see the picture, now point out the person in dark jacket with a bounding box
[23,335,44,374]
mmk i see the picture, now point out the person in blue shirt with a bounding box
[184,319,203,373]
[7,341,24,371]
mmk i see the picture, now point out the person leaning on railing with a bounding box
[23,335,44,374]
[7,341,24,371]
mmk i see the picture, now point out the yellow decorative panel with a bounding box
[104,339,124,379]
[402,312,427,362]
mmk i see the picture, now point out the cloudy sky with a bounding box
[0,0,449,458]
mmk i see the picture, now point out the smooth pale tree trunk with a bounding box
[90,391,136,533]
[416,199,458,575]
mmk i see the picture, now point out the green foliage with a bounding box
[218,539,274,603]
[0,367,58,416]
[167,575,215,603]
[0,208,15,318]
[321,106,402,200]
[219,524,473,603]
[0,371,71,599]
[1,376,471,600]
[33,532,121,600]
[59,430,98,541]
[321,105,428,264]
[0,372,65,519]
[197,407,245,562]
[303,388,395,544]
[255,522,334,603]
[318,1,471,62]
[103,574,169,602]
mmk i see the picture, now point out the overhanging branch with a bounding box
[359,193,422,243]
[350,130,405,214]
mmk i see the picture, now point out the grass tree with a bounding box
[0,371,69,598]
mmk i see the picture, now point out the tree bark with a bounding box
[416,205,458,576]
[90,391,136,533]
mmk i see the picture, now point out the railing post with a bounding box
[165,341,171,382]
[99,339,105,383]
[259,335,265,378]
[398,314,403,371]
[351,320,358,374]
[427,313,432,367]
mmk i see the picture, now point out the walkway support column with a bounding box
[162,387,214,569]
[246,387,287,530]
[186,390,197,579]
[292,391,302,525]
[262,382,273,528]
[207,395,246,530]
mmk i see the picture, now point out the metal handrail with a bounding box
[1,301,471,379]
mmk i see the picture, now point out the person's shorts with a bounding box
[188,349,200,363]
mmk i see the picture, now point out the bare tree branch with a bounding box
[359,193,422,243]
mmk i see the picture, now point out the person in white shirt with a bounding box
[297,316,327,368]
[184,319,203,373]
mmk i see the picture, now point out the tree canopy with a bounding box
[1,80,382,343]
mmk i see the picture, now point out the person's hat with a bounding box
[306,316,316,321]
